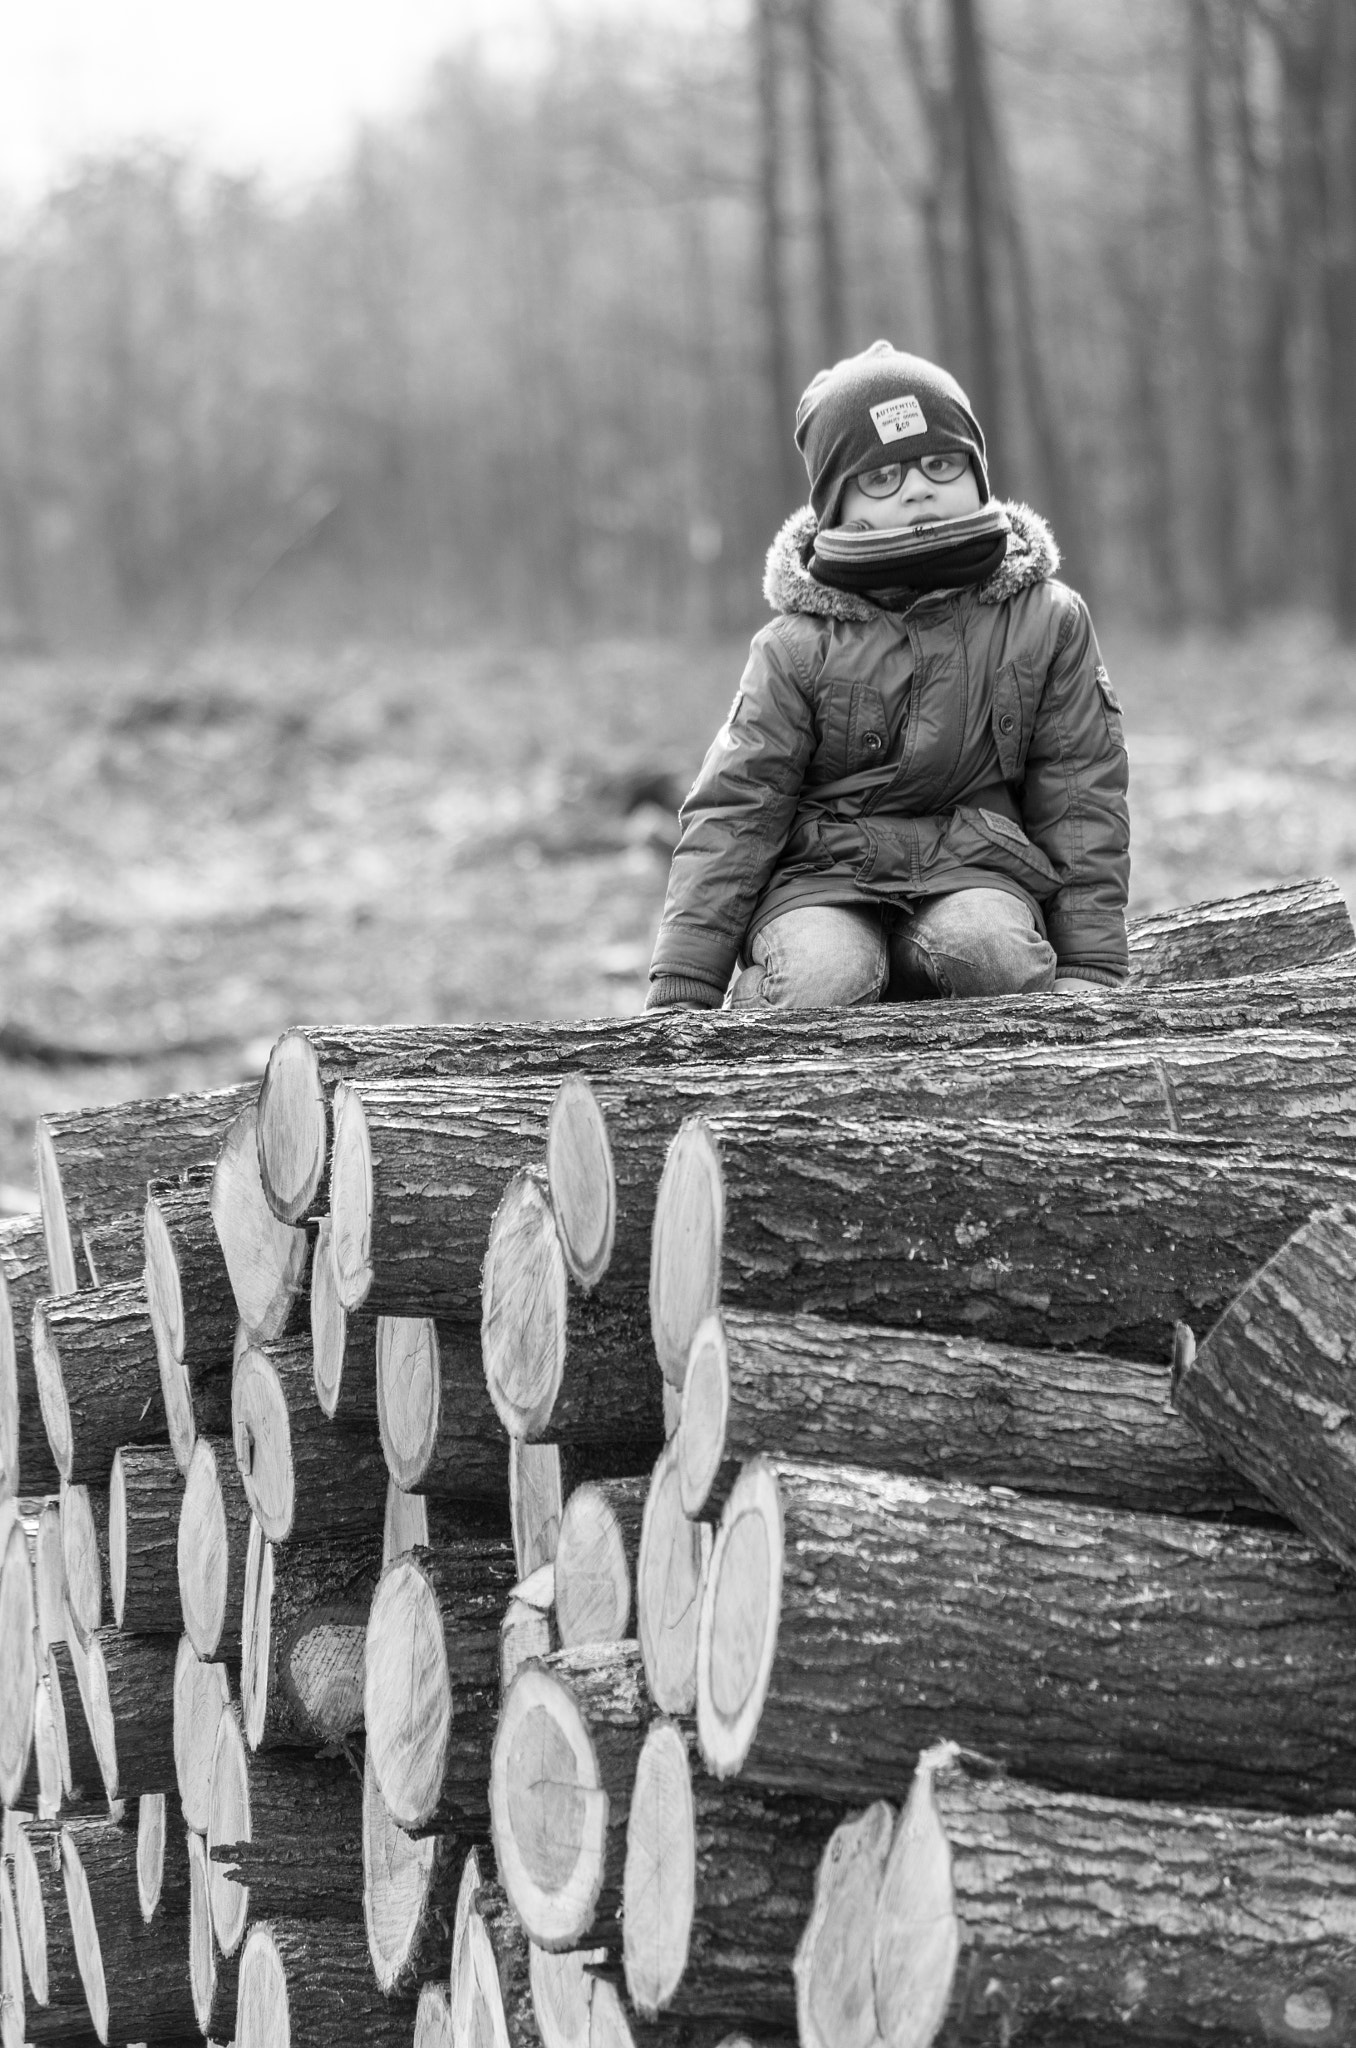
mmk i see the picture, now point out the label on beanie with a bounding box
[869,395,927,443]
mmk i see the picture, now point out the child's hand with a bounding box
[645,975,725,1012]
[1052,976,1110,997]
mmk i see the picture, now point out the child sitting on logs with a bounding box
[646,341,1130,1010]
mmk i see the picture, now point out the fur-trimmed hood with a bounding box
[761,500,1061,621]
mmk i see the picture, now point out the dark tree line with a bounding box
[0,0,1354,644]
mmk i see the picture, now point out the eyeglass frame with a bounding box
[851,452,972,497]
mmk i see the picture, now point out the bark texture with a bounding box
[1125,875,1353,985]
[109,1445,183,1634]
[697,1456,1356,1812]
[887,1741,1356,2047]
[677,1307,1269,1522]
[84,1626,179,1802]
[10,1818,97,2043]
[1175,1205,1356,1574]
[34,1081,253,1297]
[60,1813,195,2044]
[234,1915,419,2048]
[61,1480,109,1639]
[33,1280,164,1486]
[143,1169,237,1469]
[210,1745,366,1925]
[48,1638,103,1810]
[0,1212,58,1496]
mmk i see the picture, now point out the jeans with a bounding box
[728,889,1057,1007]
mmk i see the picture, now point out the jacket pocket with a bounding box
[928,803,1061,900]
[1094,664,1126,750]
[991,658,1035,780]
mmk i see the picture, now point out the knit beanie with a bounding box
[795,341,990,529]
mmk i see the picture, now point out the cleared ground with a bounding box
[2,612,1354,1201]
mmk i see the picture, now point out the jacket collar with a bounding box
[761,499,1061,623]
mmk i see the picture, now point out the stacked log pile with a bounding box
[2,874,1356,2048]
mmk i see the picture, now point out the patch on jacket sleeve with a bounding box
[1094,663,1121,712]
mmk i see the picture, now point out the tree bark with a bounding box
[654,1111,1356,1369]
[208,1720,365,1932]
[239,1517,384,1751]
[364,1537,517,1834]
[9,1818,98,2044]
[143,1169,238,1472]
[177,1432,249,1658]
[1175,1205,1356,1573]
[82,1626,179,1803]
[464,1877,537,2048]
[877,1740,1356,2047]
[61,1480,109,1640]
[232,1333,388,1546]
[502,1570,556,1693]
[361,1747,462,1995]
[172,1633,230,1830]
[696,1456,1356,1811]
[59,1813,196,2044]
[0,1211,58,1496]
[310,1213,380,1423]
[0,1508,37,1806]
[621,1715,862,2026]
[210,1100,310,1345]
[109,1446,182,1635]
[676,1306,1270,1523]
[15,1671,63,1821]
[136,1791,189,1926]
[48,1637,103,1812]
[32,1280,164,1486]
[491,1641,654,1952]
[234,1915,419,2048]
[33,1082,253,1297]
[555,1477,646,1649]
[637,1443,712,1718]
[375,1311,510,1500]
[254,912,1356,1223]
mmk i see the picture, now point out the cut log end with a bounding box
[288,1616,367,1740]
[638,1440,711,1717]
[62,1479,104,1639]
[258,1027,329,1226]
[649,1116,723,1390]
[236,1922,288,2048]
[491,1661,609,1949]
[794,1800,898,2048]
[10,1824,45,2004]
[179,1435,232,1657]
[310,1215,348,1416]
[60,1825,108,2043]
[622,1719,695,2016]
[31,1300,73,1482]
[211,1101,310,1343]
[240,1515,274,1752]
[869,1746,959,2048]
[189,1828,223,2035]
[555,1482,633,1648]
[207,1706,251,1956]
[108,1455,128,1627]
[482,1172,569,1440]
[0,1860,23,2048]
[329,1082,376,1309]
[0,1517,37,1806]
[547,1075,617,1290]
[364,1552,452,1832]
[0,1269,20,1500]
[143,1193,195,1466]
[233,1342,295,1542]
[415,1981,456,2048]
[136,1791,166,1923]
[510,1439,564,1579]
[174,1634,230,1832]
[36,1120,78,1298]
[696,1457,782,1780]
[383,1478,429,1564]
[376,1315,440,1490]
[465,1905,515,2048]
[530,1941,605,2048]
[676,1313,730,1519]
[361,1746,436,1995]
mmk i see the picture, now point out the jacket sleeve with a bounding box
[1019,592,1130,980]
[648,622,818,991]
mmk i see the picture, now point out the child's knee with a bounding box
[729,905,888,1009]
[891,889,1056,999]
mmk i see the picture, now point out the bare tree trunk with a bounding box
[950,0,1006,488]
[755,0,802,510]
[1187,0,1244,624]
[799,0,848,363]
[894,1,958,361]
[1321,0,1356,636]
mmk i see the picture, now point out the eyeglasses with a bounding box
[853,453,970,496]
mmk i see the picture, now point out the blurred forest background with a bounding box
[2,0,1356,1204]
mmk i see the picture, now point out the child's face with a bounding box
[839,454,982,530]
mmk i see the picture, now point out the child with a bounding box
[646,342,1129,1010]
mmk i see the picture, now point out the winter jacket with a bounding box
[649,500,1130,998]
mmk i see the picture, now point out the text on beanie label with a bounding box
[869,395,928,443]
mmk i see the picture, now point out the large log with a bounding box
[234,1916,419,2048]
[232,1333,387,1545]
[416,1981,455,2048]
[0,1508,37,1806]
[34,1081,253,1297]
[490,1642,653,1952]
[0,1856,23,2048]
[32,1497,66,1668]
[60,1813,196,2043]
[676,1307,1270,1522]
[621,1716,865,2028]
[9,1819,96,2043]
[649,1112,1356,1380]
[109,1446,183,1635]
[79,1626,179,1804]
[309,1215,379,1424]
[15,1672,63,1821]
[172,1634,230,1831]
[47,1638,103,1812]
[210,1101,310,1345]
[188,1828,241,2040]
[508,1440,631,1580]
[375,1311,509,1500]
[555,1478,646,1649]
[875,1741,1356,2048]
[32,1280,164,1486]
[458,1877,537,2048]
[0,1212,57,1496]
[177,1433,249,1659]
[636,1444,711,1718]
[695,1456,1356,1812]
[239,1516,384,1750]
[361,1749,461,1995]
[143,1170,237,1470]
[60,1481,109,1640]
[1174,1205,1356,1575]
[254,904,1356,1225]
[364,1535,516,1833]
[1125,874,1353,984]
[135,1791,190,1926]
[207,1708,364,1944]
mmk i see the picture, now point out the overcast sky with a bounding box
[0,0,669,201]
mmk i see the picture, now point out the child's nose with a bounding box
[899,463,932,496]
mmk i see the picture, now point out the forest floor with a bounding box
[2,610,1355,1202]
